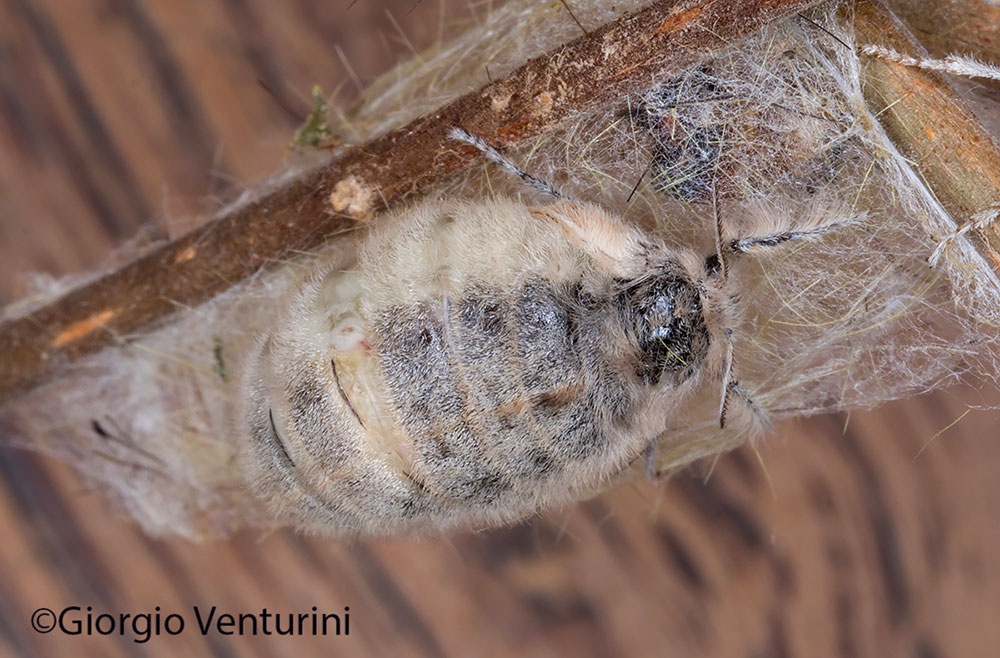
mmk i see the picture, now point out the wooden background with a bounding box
[1,1,998,656]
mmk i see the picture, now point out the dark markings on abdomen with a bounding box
[373,276,632,506]
[376,303,506,503]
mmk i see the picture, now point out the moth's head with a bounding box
[616,257,710,386]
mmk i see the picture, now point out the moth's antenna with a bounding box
[711,174,734,429]
[719,336,735,429]
[729,214,866,253]
[449,127,564,200]
[711,177,728,280]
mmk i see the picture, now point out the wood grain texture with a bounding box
[0,1,999,657]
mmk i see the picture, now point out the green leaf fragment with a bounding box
[291,84,335,148]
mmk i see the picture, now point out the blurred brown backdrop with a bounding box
[0,1,998,656]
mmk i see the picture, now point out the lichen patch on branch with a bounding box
[329,176,376,220]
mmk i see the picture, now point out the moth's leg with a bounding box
[644,439,659,480]
[722,379,770,436]
[530,201,648,278]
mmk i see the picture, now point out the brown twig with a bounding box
[853,0,1000,264]
[0,0,819,403]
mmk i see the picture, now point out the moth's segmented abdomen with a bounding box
[370,276,630,508]
[245,200,656,534]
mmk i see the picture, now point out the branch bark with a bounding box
[854,0,1000,265]
[884,0,1000,61]
[0,0,819,402]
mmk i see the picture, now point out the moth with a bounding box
[238,127,861,536]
